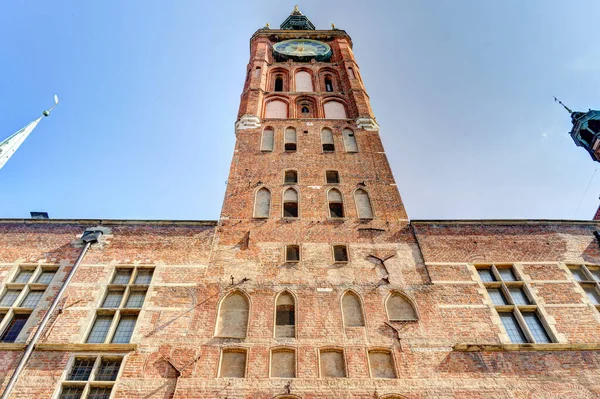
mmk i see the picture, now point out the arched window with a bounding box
[321,128,335,152]
[325,76,334,92]
[368,350,397,379]
[342,129,358,152]
[284,127,297,151]
[274,75,284,92]
[283,188,298,218]
[386,292,418,321]
[327,189,344,218]
[271,349,296,378]
[216,292,249,338]
[324,101,347,119]
[284,170,298,184]
[254,67,261,78]
[301,106,309,113]
[261,128,274,151]
[348,67,356,79]
[354,189,373,219]
[295,70,313,92]
[275,291,295,338]
[265,100,288,118]
[254,188,271,218]
[342,291,364,327]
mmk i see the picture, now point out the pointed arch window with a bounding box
[284,170,298,184]
[321,128,335,152]
[274,75,284,92]
[354,189,373,219]
[342,291,365,327]
[254,188,271,218]
[284,127,297,151]
[283,188,299,218]
[386,293,418,321]
[327,189,344,218]
[275,291,295,338]
[261,128,274,152]
[342,129,358,152]
[216,292,250,338]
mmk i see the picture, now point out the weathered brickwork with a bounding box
[2,8,600,399]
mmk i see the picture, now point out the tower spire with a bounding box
[0,95,59,170]
[554,96,573,114]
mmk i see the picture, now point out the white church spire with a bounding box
[0,95,59,170]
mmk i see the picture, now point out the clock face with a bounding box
[273,39,331,61]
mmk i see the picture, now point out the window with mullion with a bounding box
[20,290,44,308]
[111,315,137,343]
[60,356,122,399]
[569,265,600,311]
[1,314,30,343]
[0,289,21,307]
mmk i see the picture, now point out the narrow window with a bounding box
[486,288,508,305]
[319,349,346,378]
[325,76,333,92]
[386,293,418,321]
[0,290,20,307]
[60,355,123,398]
[585,286,600,304]
[328,189,344,218]
[286,245,300,262]
[477,268,496,282]
[134,269,153,284]
[216,292,249,338]
[295,70,313,92]
[321,128,335,152]
[254,188,271,218]
[125,290,147,308]
[20,290,43,308]
[274,75,283,92]
[68,358,95,381]
[59,387,84,399]
[368,350,397,378]
[254,67,261,78]
[326,170,340,184]
[499,312,527,343]
[354,189,374,219]
[112,269,132,285]
[301,106,309,113]
[348,67,356,79]
[275,291,295,338]
[342,291,364,327]
[96,358,122,381]
[0,314,29,343]
[111,315,137,343]
[35,270,56,284]
[220,350,247,378]
[271,349,296,378]
[342,129,358,152]
[14,269,34,283]
[86,315,113,343]
[261,128,274,151]
[522,312,551,343]
[284,127,297,151]
[333,245,349,262]
[284,170,298,184]
[283,188,299,218]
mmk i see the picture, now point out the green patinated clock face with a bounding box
[273,39,331,61]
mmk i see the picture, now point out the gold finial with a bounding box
[331,22,336,30]
[265,21,270,29]
[292,5,302,14]
[294,5,300,13]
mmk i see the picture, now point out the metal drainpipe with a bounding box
[1,230,103,399]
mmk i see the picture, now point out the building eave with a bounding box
[410,219,600,227]
[0,218,218,226]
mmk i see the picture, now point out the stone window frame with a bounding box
[366,348,398,379]
[340,289,366,328]
[283,169,299,185]
[214,290,251,339]
[325,170,340,185]
[218,347,248,378]
[55,354,125,399]
[476,264,555,344]
[285,245,301,263]
[318,347,348,378]
[269,346,297,378]
[384,291,419,322]
[260,126,275,152]
[253,186,272,219]
[0,264,58,343]
[332,244,349,263]
[84,266,153,344]
[273,290,297,339]
[567,263,600,311]
[282,187,300,219]
[284,126,298,152]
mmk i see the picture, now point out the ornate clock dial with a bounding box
[273,39,332,61]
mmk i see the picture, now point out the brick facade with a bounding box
[1,9,600,399]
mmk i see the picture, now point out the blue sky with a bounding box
[1,1,600,220]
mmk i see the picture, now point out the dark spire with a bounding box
[280,5,316,30]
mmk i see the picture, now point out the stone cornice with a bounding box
[250,29,353,48]
[0,219,218,226]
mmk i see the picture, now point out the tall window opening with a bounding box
[261,128,274,151]
[284,170,298,184]
[348,67,356,79]
[215,292,249,338]
[274,75,284,92]
[342,291,364,327]
[342,129,358,152]
[254,188,271,218]
[386,292,418,321]
[275,291,295,338]
[325,76,334,92]
[321,128,335,152]
[355,189,374,219]
[295,70,313,92]
[283,188,299,218]
[284,127,297,151]
[328,189,344,218]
